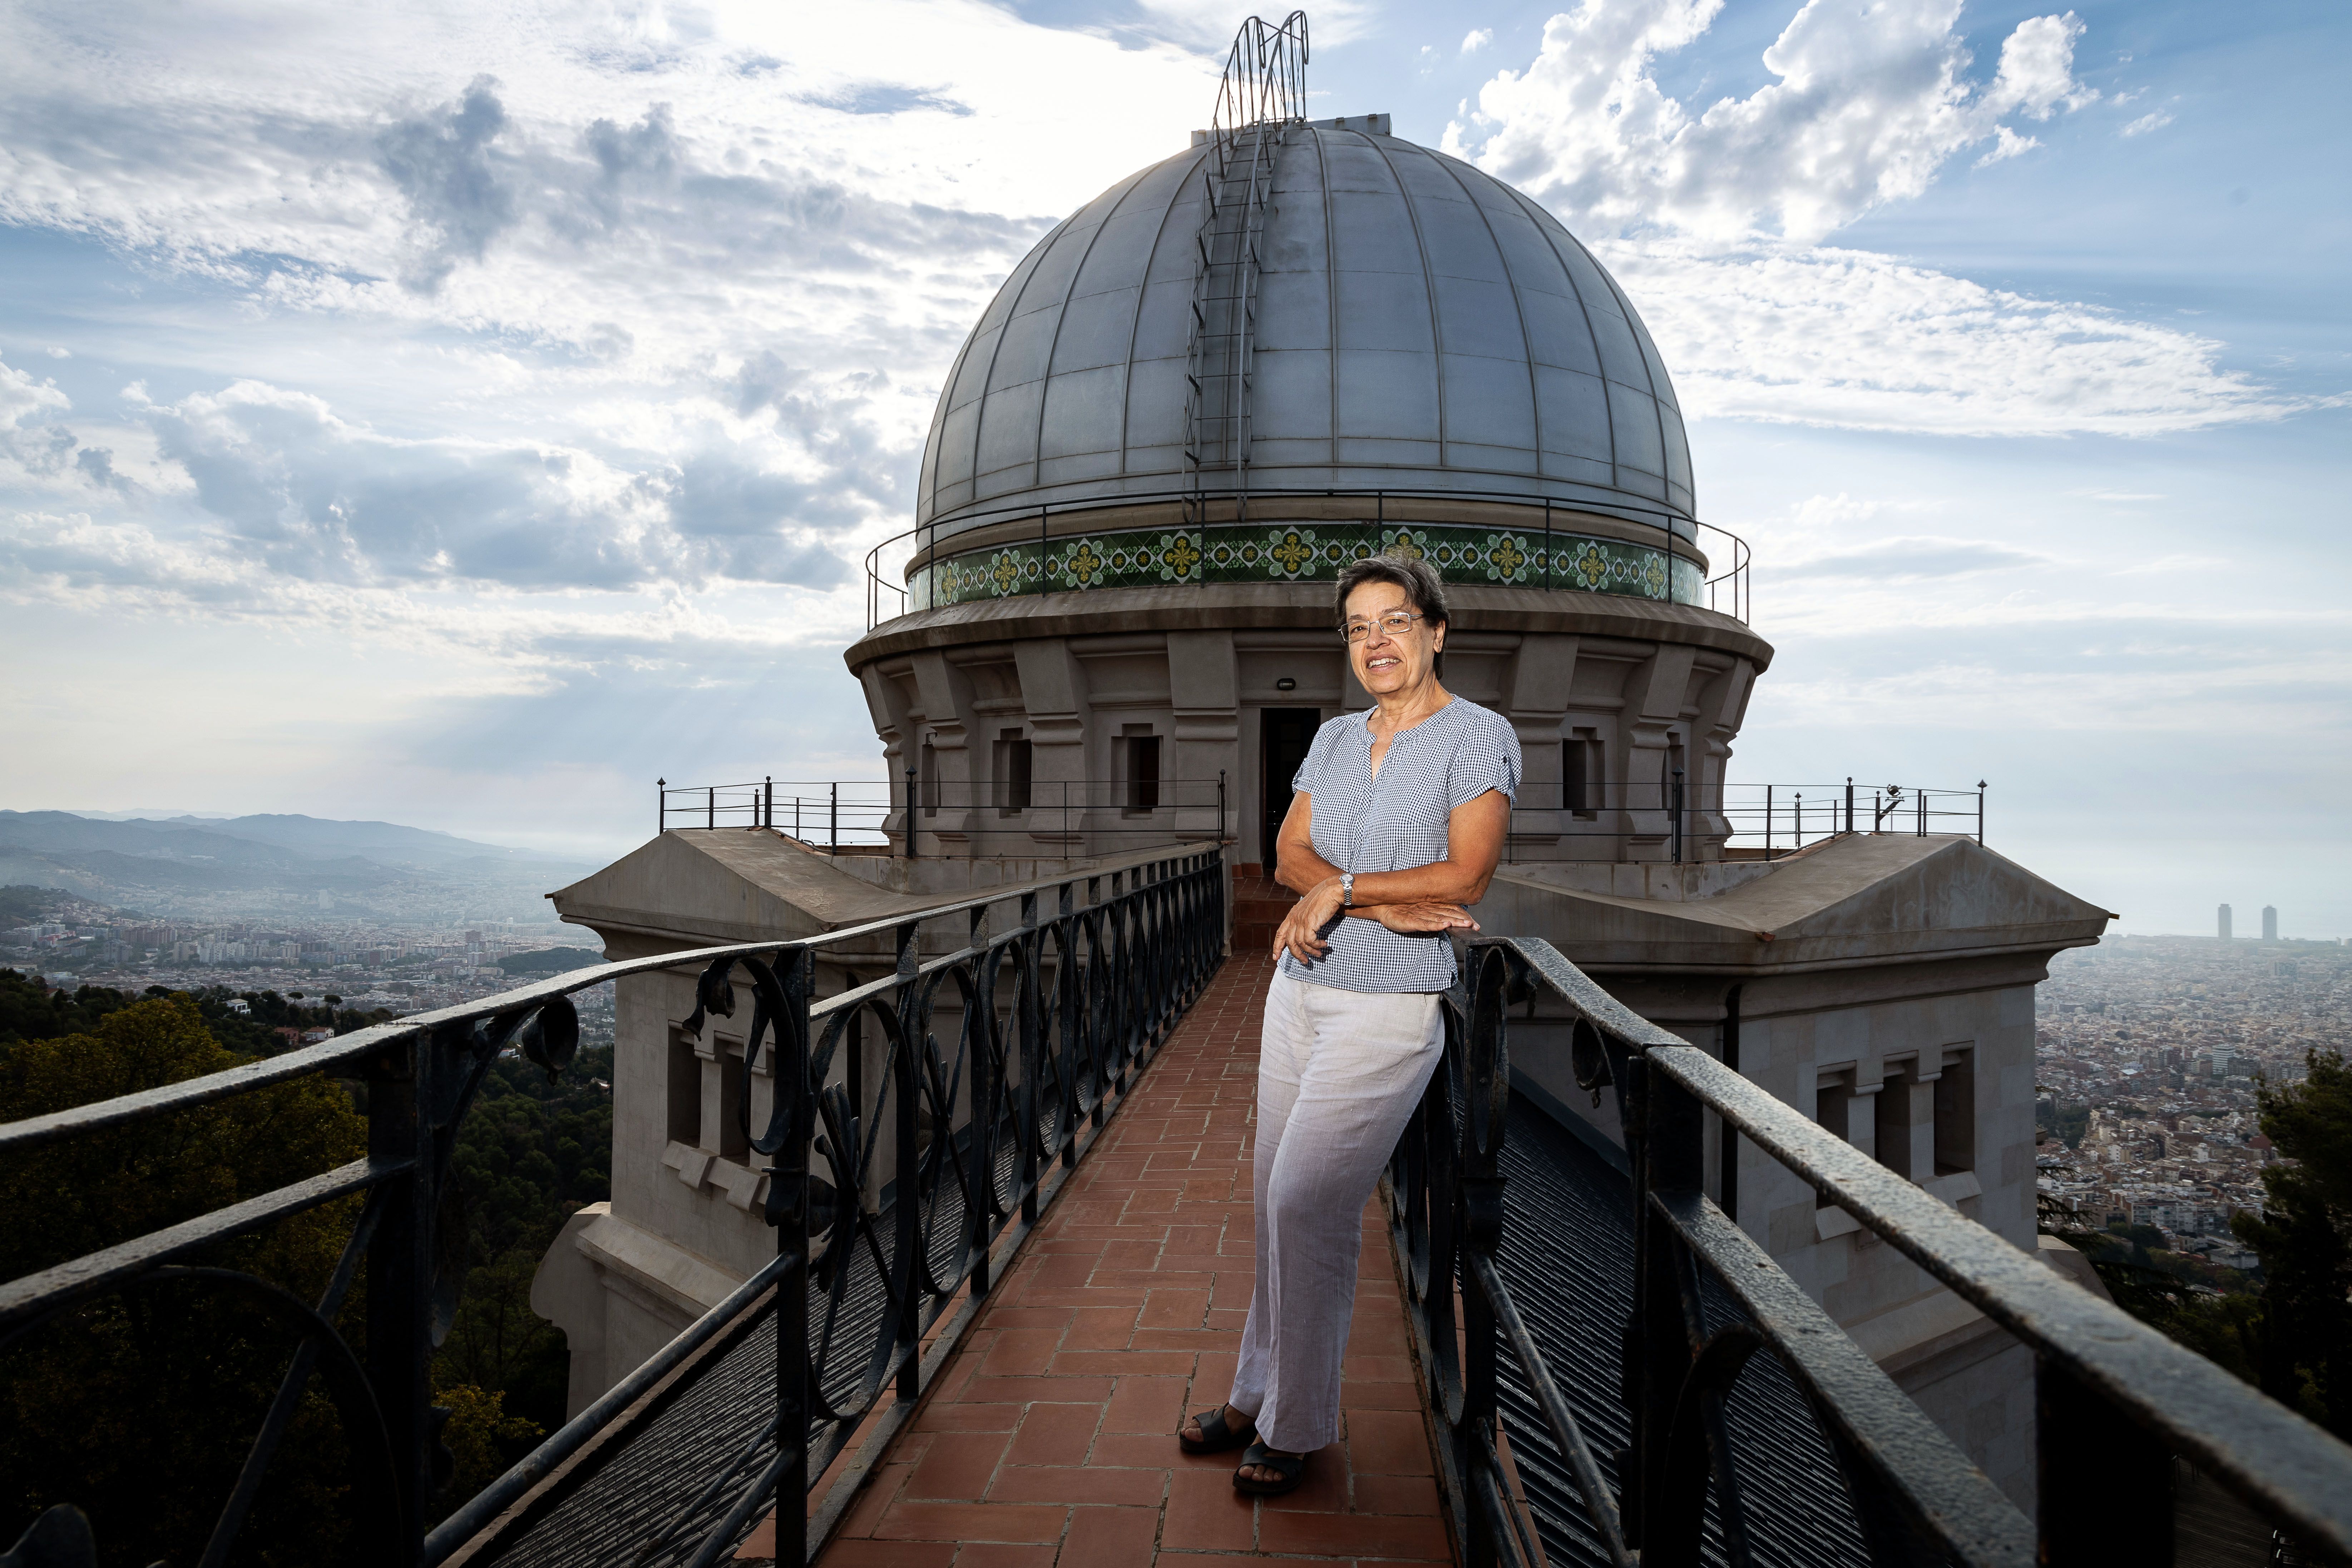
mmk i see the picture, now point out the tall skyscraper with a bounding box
[2218,904,2233,940]
[2263,905,2279,941]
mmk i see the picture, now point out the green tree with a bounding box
[0,976,613,1553]
[0,969,136,1045]
[2234,1049,2352,1437]
[0,995,371,1566]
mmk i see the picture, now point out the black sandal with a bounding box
[1231,1439,1307,1495]
[1179,1406,1256,1455]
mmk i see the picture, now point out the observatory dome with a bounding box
[916,117,1694,541]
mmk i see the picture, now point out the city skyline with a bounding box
[2,0,2345,937]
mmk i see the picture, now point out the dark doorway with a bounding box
[1260,707,1321,868]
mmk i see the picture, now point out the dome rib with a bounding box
[916,123,1695,538]
[1424,139,1545,481]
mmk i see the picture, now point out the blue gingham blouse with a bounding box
[1278,698,1522,994]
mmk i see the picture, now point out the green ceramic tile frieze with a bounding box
[906,521,1704,611]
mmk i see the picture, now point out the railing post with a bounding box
[1765,783,1773,858]
[765,776,773,830]
[1978,780,1987,846]
[364,1032,428,1558]
[830,782,838,853]
[707,786,715,830]
[656,777,666,836]
[774,948,813,1567]
[1627,1049,1721,1568]
[1670,768,1684,865]
[889,921,924,1405]
[1845,776,1854,834]
[2038,1358,2172,1564]
[1016,891,1045,1225]
[1918,787,1926,836]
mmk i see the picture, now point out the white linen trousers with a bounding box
[1227,968,1444,1453]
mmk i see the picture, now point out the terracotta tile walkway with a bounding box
[809,949,1454,1567]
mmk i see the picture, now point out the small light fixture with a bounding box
[1275,677,1297,692]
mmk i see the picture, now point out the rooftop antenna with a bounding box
[1184,12,1309,545]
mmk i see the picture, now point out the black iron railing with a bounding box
[1503,776,1990,863]
[660,772,1982,868]
[654,776,1229,856]
[1390,937,2352,1567]
[0,846,1225,1568]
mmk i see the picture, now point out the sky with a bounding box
[1,0,2345,937]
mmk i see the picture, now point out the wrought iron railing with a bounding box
[1502,777,1990,863]
[654,775,1229,857]
[659,769,1981,870]
[1389,936,2352,1567]
[0,846,1225,1567]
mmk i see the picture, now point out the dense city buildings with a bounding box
[2034,933,2349,1269]
[0,886,614,1047]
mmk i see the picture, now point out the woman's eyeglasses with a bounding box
[1341,611,1426,643]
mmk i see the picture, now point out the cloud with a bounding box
[1452,0,2095,243]
[1462,28,1494,54]
[1606,238,2312,435]
[377,75,517,291]
[118,376,868,592]
[2121,110,2174,138]
[1433,0,2315,437]
[803,83,973,118]
[0,353,140,497]
[1775,535,2045,581]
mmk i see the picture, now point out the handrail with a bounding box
[1,843,1228,1568]
[1391,935,2352,1566]
[858,483,1750,630]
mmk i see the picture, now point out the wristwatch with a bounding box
[1340,872,1355,907]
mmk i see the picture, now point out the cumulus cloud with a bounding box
[1462,28,1494,53]
[1434,0,2316,437]
[378,75,519,291]
[1454,0,2094,242]
[0,0,1235,686]
[2121,109,2175,138]
[117,375,871,592]
[0,353,141,497]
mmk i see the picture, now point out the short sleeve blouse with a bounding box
[1279,698,1521,993]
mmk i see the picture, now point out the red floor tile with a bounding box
[810,951,1455,1567]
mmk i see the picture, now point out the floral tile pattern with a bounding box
[907,520,1703,612]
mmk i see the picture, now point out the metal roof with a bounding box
[917,119,1696,538]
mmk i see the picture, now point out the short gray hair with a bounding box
[1333,547,1449,636]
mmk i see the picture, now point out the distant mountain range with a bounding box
[0,811,593,907]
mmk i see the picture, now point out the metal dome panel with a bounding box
[915,122,1695,537]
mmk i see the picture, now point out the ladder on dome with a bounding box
[1182,12,1308,544]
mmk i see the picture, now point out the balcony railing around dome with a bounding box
[1397,937,2352,1568]
[0,847,1224,1568]
[1502,777,1990,864]
[653,774,1984,867]
[656,776,1228,859]
[859,485,1751,630]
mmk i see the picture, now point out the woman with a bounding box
[1177,549,1520,1494]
